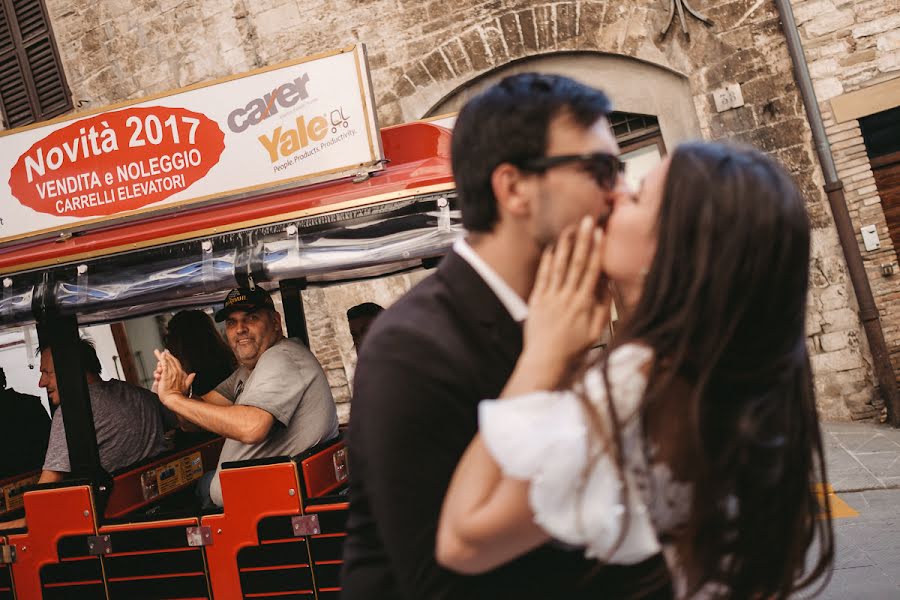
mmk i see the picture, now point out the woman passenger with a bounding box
[163,309,236,396]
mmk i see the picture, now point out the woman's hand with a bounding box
[511,215,610,393]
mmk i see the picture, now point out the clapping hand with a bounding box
[153,349,195,406]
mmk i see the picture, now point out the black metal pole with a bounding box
[36,314,105,480]
[279,278,310,347]
[775,0,900,426]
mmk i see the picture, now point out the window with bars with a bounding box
[609,111,660,144]
[0,0,71,130]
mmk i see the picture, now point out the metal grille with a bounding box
[609,111,660,142]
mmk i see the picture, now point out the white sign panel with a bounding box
[0,44,382,245]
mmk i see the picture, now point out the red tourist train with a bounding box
[0,120,458,599]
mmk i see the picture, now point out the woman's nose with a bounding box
[608,188,629,209]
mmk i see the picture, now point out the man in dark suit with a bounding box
[341,73,670,599]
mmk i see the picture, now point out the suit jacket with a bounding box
[341,250,670,600]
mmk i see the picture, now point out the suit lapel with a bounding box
[436,250,524,374]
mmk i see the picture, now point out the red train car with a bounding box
[0,120,458,599]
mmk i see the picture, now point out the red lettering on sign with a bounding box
[8,106,225,218]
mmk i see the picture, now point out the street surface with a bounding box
[808,422,900,599]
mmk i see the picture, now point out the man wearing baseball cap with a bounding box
[155,286,339,507]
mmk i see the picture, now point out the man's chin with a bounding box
[236,350,259,363]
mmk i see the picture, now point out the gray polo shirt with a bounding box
[43,379,168,474]
[209,337,339,506]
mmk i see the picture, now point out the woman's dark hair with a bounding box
[452,72,611,232]
[164,310,236,395]
[590,142,833,597]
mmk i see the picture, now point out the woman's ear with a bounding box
[491,163,533,221]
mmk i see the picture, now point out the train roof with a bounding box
[0,122,461,329]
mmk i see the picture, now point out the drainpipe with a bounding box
[774,0,900,426]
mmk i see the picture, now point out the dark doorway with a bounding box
[860,107,900,253]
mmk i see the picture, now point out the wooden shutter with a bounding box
[0,0,70,129]
[0,0,36,127]
[0,55,34,129]
[25,35,69,117]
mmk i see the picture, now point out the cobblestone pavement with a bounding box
[808,421,900,599]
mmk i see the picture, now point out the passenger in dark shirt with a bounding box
[0,367,50,479]
[0,338,167,531]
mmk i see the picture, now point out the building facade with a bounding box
[1,0,897,421]
[789,0,900,419]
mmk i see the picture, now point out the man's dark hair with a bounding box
[451,73,612,232]
[0,367,6,389]
[38,337,102,376]
[347,302,384,321]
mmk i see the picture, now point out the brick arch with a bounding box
[374,1,737,126]
[421,49,690,114]
[419,50,703,151]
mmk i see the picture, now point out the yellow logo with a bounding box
[258,114,328,163]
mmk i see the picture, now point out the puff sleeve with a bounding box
[478,343,661,563]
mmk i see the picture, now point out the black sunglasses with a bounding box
[515,152,625,190]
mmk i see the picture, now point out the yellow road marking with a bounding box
[814,483,860,519]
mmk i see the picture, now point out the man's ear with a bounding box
[270,309,283,330]
[491,163,533,221]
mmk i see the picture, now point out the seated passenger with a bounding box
[0,367,51,479]
[163,309,236,396]
[39,338,168,479]
[0,338,167,529]
[155,287,339,508]
[346,302,384,352]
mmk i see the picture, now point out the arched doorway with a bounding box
[425,52,701,147]
[423,51,700,189]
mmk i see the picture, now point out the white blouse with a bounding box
[479,343,691,565]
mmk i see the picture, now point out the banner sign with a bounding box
[0,44,382,245]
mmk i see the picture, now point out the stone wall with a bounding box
[790,0,900,419]
[792,0,899,100]
[35,0,897,419]
[302,269,431,423]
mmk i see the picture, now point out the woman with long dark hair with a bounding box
[163,310,236,396]
[436,142,834,598]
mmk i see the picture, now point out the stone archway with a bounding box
[423,51,702,151]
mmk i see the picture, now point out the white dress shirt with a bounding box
[453,238,528,323]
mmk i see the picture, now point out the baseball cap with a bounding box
[214,287,275,322]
